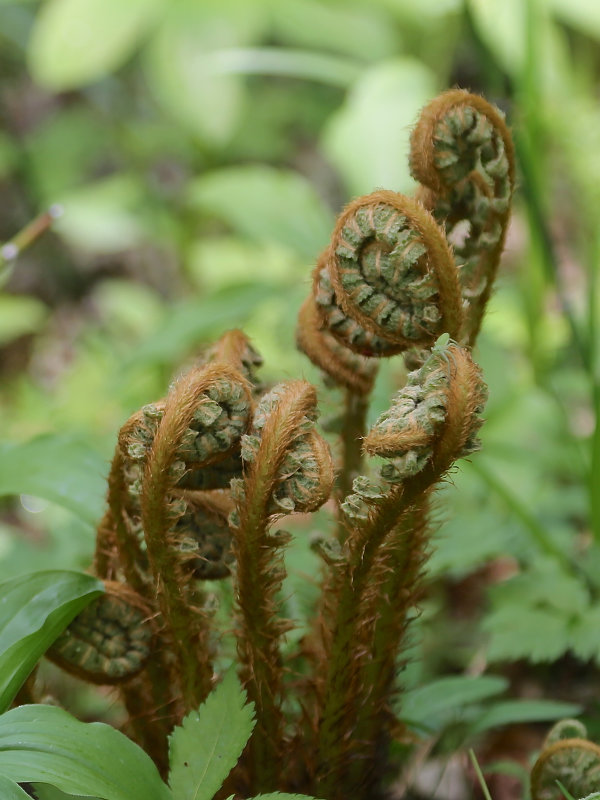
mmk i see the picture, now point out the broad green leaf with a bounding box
[0,704,171,800]
[168,669,255,800]
[144,0,266,146]
[400,675,509,732]
[469,699,581,736]
[322,58,436,197]
[252,795,321,800]
[54,176,148,255]
[272,0,397,62]
[0,570,103,712]
[125,283,278,370]
[467,0,568,94]
[30,785,99,800]
[27,0,165,90]
[0,434,106,525]
[0,294,48,346]
[0,775,32,799]
[186,165,333,261]
[548,0,600,40]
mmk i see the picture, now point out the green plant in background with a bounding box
[0,89,582,800]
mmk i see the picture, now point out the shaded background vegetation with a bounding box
[2,0,600,794]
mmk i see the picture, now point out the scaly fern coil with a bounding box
[313,191,463,356]
[410,90,515,344]
[47,582,153,685]
[531,720,600,800]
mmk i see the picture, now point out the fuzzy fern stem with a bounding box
[231,380,333,793]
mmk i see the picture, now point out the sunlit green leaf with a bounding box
[322,58,436,196]
[187,165,333,261]
[548,0,600,39]
[144,0,266,145]
[54,175,148,254]
[0,434,106,525]
[0,294,48,346]
[272,0,397,62]
[168,670,255,800]
[0,704,171,800]
[27,0,165,90]
[0,570,103,712]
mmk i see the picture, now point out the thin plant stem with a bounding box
[336,390,368,539]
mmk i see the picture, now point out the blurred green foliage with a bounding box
[2,0,600,724]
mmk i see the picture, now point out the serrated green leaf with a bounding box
[0,434,106,525]
[27,0,165,90]
[400,675,509,732]
[0,570,103,712]
[469,699,581,736]
[168,670,255,800]
[569,606,600,662]
[484,605,569,662]
[0,704,171,800]
[186,165,333,261]
[0,775,32,799]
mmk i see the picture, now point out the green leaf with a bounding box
[0,434,107,525]
[548,0,600,40]
[251,795,321,800]
[30,785,99,800]
[322,57,436,197]
[0,293,48,346]
[0,570,103,712]
[143,0,266,146]
[0,704,171,800]
[0,775,32,800]
[469,699,582,736]
[272,0,397,62]
[27,0,165,90]
[168,669,255,800]
[54,175,148,255]
[125,283,277,370]
[484,605,570,662]
[186,165,334,261]
[400,675,509,732]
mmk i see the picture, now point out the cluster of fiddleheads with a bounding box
[49,90,517,800]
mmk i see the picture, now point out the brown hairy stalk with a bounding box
[315,346,486,798]
[232,380,333,792]
[141,363,252,709]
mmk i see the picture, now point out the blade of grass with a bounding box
[469,749,493,800]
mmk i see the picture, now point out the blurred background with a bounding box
[2,0,600,767]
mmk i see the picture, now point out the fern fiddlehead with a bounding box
[531,720,600,800]
[410,90,515,345]
[314,191,463,355]
[47,582,153,684]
